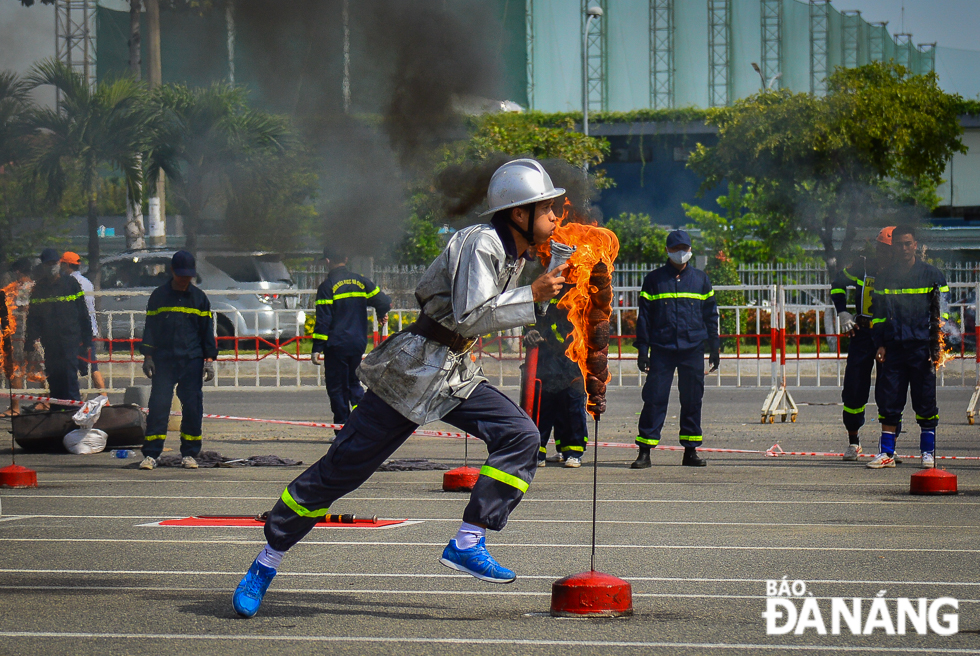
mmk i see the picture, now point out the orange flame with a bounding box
[1,281,17,378]
[935,322,954,370]
[536,200,620,412]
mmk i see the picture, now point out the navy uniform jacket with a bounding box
[871,259,949,349]
[311,266,392,354]
[634,263,719,353]
[830,257,880,316]
[139,280,218,360]
[26,273,92,354]
[532,287,583,394]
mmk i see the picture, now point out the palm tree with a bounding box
[27,59,152,286]
[146,82,290,252]
[0,71,34,268]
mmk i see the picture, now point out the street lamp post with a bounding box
[751,62,782,92]
[582,5,603,173]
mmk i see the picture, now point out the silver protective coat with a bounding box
[358,223,536,425]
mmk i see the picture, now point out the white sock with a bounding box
[454,522,485,550]
[256,544,285,570]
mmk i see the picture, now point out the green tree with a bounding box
[224,148,319,253]
[0,71,33,268]
[391,214,443,265]
[146,82,291,252]
[683,182,806,264]
[27,60,151,285]
[603,213,668,264]
[687,62,965,275]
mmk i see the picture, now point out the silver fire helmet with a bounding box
[479,158,566,216]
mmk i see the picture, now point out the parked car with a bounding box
[93,250,301,343]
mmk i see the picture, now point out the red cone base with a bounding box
[910,468,957,495]
[443,466,480,492]
[0,464,37,488]
[551,570,633,617]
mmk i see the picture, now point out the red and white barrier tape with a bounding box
[3,390,980,460]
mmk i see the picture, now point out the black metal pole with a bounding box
[591,415,599,572]
[464,431,468,469]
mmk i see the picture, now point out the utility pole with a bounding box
[125,0,146,251]
[145,0,166,247]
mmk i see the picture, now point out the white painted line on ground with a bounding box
[5,514,977,530]
[0,632,976,653]
[4,570,980,587]
[134,520,424,529]
[6,494,980,506]
[5,537,980,553]
[0,585,977,604]
[28,479,929,488]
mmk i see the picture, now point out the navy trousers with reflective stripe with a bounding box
[264,382,540,552]
[322,346,365,426]
[142,356,204,458]
[874,341,938,430]
[637,346,704,447]
[44,345,80,409]
[537,387,589,456]
[841,331,877,433]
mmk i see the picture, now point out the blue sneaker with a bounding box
[233,559,277,617]
[439,537,516,584]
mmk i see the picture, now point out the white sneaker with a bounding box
[545,453,564,463]
[921,452,935,469]
[843,444,862,461]
[182,456,199,469]
[564,457,582,468]
[139,456,157,470]
[866,453,896,469]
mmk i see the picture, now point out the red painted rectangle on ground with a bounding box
[158,516,405,528]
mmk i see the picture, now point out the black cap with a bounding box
[666,230,691,249]
[322,246,345,262]
[171,250,196,277]
[39,248,60,263]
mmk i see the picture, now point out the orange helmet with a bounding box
[61,251,82,266]
[876,226,896,246]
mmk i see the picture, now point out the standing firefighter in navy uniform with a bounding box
[25,248,92,408]
[310,248,391,431]
[524,286,590,468]
[868,225,952,470]
[138,251,218,471]
[232,158,569,618]
[632,230,719,469]
[830,226,894,461]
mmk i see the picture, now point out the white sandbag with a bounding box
[72,396,109,429]
[64,428,108,454]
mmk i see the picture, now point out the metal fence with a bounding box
[43,282,978,394]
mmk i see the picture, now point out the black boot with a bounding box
[630,447,652,469]
[682,447,706,467]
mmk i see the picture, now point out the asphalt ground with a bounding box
[1,385,980,655]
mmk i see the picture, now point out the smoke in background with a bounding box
[366,0,501,172]
[435,157,604,225]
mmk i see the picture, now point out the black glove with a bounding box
[708,349,720,372]
[142,355,155,379]
[523,329,546,349]
[637,350,649,373]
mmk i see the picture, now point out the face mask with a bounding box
[667,250,692,265]
[49,264,60,277]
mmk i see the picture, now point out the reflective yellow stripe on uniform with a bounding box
[915,413,939,421]
[280,487,330,517]
[830,288,846,295]
[636,436,658,446]
[144,434,166,441]
[843,270,864,285]
[843,405,865,414]
[146,306,212,318]
[640,290,715,301]
[551,324,565,343]
[479,465,529,493]
[871,318,887,326]
[561,446,585,452]
[180,433,202,441]
[333,291,369,301]
[877,287,945,295]
[679,435,702,441]
[310,333,329,341]
[31,292,84,304]
[315,298,333,305]
[366,287,380,298]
